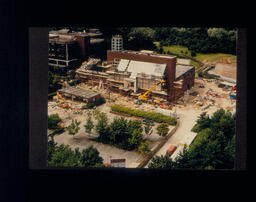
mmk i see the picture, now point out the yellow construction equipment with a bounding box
[56,92,69,108]
[138,80,165,101]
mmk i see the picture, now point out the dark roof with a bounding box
[58,87,100,99]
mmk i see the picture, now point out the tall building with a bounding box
[48,29,105,68]
[111,35,123,52]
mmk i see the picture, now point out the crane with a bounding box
[138,79,165,101]
[56,92,69,108]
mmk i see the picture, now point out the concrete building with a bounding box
[76,49,195,102]
[48,29,105,68]
[111,35,123,52]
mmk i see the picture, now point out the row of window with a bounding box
[112,39,123,41]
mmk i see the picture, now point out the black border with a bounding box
[1,2,249,199]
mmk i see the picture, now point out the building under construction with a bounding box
[76,49,195,102]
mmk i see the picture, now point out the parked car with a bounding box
[166,145,177,157]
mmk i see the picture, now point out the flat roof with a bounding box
[90,38,105,43]
[117,59,130,71]
[175,64,194,79]
[125,60,166,79]
[113,50,176,59]
[58,87,100,99]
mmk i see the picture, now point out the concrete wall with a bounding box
[75,35,90,61]
[172,67,195,101]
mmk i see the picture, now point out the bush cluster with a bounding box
[48,114,62,130]
[47,140,104,168]
[111,105,177,125]
[94,114,144,151]
[149,109,236,169]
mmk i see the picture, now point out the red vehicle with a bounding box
[166,145,177,157]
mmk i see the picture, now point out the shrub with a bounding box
[111,105,177,125]
[48,114,62,130]
[191,51,197,57]
[156,123,169,137]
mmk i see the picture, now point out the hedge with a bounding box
[111,105,177,125]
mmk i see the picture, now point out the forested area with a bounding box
[102,27,236,55]
[152,27,237,54]
[148,109,236,170]
[47,140,105,167]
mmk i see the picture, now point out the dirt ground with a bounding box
[212,62,236,80]
[48,85,174,168]
[48,78,236,168]
[144,78,236,167]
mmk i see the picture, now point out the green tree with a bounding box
[47,138,57,162]
[148,155,177,169]
[84,116,94,136]
[144,122,153,136]
[109,117,129,144]
[139,140,151,155]
[48,144,81,167]
[48,114,62,130]
[127,27,156,50]
[156,123,169,137]
[67,119,81,138]
[95,111,110,141]
[128,129,144,150]
[149,109,236,169]
[191,51,197,57]
[223,134,236,169]
[192,112,211,133]
[158,46,164,54]
[80,145,104,167]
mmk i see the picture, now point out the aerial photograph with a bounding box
[47,27,237,169]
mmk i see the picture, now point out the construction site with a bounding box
[75,49,195,103]
[48,33,237,168]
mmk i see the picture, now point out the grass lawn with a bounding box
[194,53,236,63]
[153,42,236,69]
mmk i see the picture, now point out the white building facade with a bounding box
[111,35,123,52]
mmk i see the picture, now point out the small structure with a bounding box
[57,86,101,103]
[110,158,126,168]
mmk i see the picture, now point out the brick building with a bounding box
[76,50,195,102]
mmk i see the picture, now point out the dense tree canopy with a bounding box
[93,111,145,150]
[153,27,236,54]
[47,140,104,168]
[149,109,236,169]
[126,27,156,51]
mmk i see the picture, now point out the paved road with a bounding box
[145,106,201,167]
